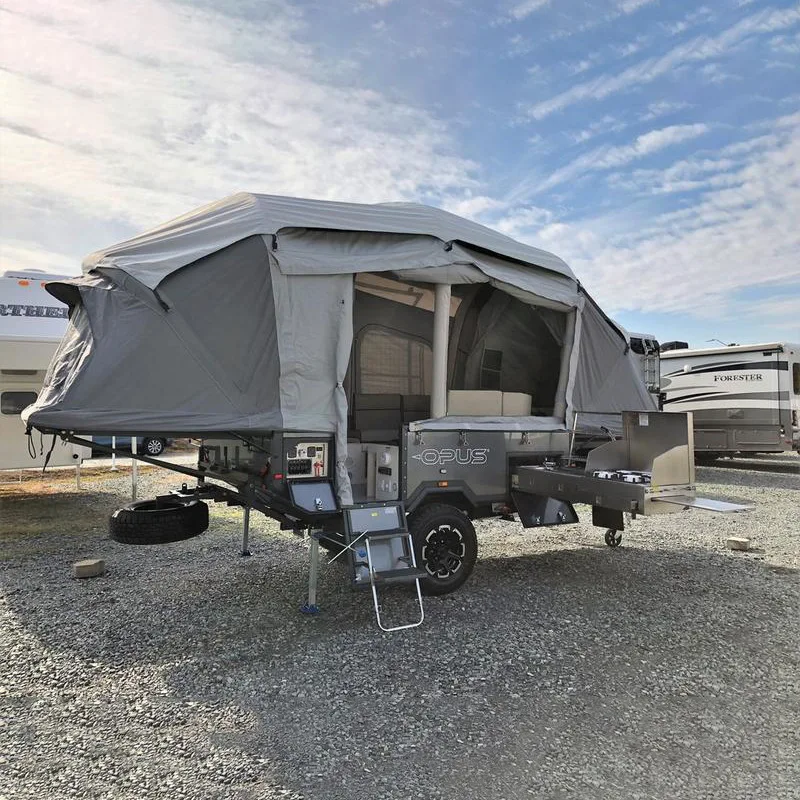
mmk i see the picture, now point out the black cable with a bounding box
[42,434,58,474]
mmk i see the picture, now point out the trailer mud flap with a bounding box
[592,505,624,531]
[511,491,579,528]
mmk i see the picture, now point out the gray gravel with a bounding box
[1,455,798,800]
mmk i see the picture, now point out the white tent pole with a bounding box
[431,283,451,419]
[553,309,576,420]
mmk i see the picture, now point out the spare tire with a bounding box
[110,498,209,545]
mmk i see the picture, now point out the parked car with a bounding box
[91,435,171,457]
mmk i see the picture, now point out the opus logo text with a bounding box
[412,448,489,466]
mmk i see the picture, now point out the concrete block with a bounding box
[73,558,106,579]
[726,537,751,552]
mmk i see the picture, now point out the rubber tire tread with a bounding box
[110,499,209,545]
[408,503,478,596]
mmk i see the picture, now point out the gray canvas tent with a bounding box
[23,192,654,501]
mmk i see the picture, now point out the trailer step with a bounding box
[371,567,428,584]
[360,531,412,542]
[342,502,425,632]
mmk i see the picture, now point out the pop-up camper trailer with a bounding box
[22,194,748,628]
[0,271,90,470]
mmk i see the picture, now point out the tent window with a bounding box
[357,326,432,394]
[480,349,503,390]
[1,391,37,415]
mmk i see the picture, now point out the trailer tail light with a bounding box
[273,473,284,480]
[437,480,449,487]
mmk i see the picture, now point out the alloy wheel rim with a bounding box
[421,524,466,578]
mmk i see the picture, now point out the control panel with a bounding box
[285,440,329,479]
[346,443,399,502]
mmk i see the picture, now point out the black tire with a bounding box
[142,437,166,457]
[408,503,478,596]
[110,498,209,545]
[604,528,622,548]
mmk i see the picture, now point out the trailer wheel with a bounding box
[408,504,478,596]
[110,498,209,545]
[604,528,622,548]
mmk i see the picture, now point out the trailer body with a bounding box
[661,342,800,456]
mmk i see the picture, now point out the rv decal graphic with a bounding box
[412,448,489,466]
[714,374,763,382]
[0,304,68,319]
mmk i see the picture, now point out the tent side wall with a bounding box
[24,237,287,433]
[569,293,657,432]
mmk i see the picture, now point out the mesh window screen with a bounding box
[358,327,432,394]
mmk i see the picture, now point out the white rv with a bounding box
[0,271,89,470]
[661,342,800,457]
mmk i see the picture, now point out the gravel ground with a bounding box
[1,455,798,800]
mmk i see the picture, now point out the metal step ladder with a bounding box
[345,503,425,632]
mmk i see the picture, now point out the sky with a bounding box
[1,0,799,348]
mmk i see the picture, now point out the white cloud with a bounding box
[770,31,800,53]
[527,4,800,119]
[493,206,554,238]
[357,0,397,9]
[0,0,478,272]
[568,115,628,143]
[615,0,658,14]
[507,34,534,57]
[600,125,709,166]
[441,195,507,219]
[527,124,710,194]
[0,240,80,276]
[662,6,714,36]
[612,35,651,58]
[640,100,692,121]
[700,62,739,83]
[508,0,550,21]
[565,51,605,76]
[511,117,800,322]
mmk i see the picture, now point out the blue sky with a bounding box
[1,0,798,347]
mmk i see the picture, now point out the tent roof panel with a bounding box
[82,192,574,289]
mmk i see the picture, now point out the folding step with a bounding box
[342,502,425,632]
[371,567,428,584]
[360,531,410,542]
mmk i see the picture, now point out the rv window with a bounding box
[793,363,800,395]
[358,326,432,394]
[1,391,37,415]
